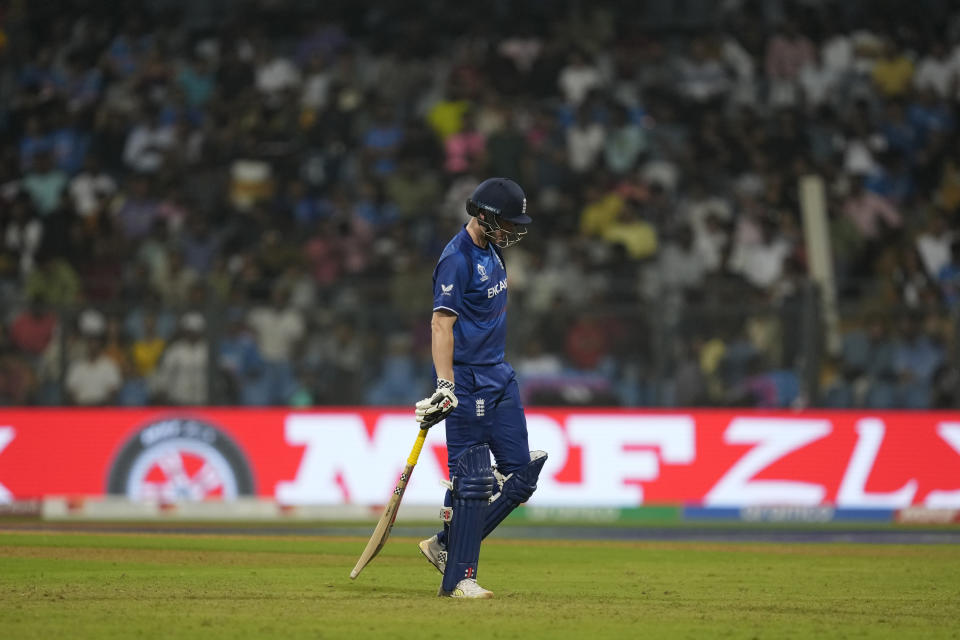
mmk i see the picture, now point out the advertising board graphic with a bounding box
[0,409,958,508]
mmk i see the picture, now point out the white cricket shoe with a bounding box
[438,578,494,599]
[417,535,447,574]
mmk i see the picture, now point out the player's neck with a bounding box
[466,218,489,248]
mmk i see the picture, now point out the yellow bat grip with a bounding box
[407,427,429,466]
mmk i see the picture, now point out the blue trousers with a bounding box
[436,362,530,549]
[444,362,530,477]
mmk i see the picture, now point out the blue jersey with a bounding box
[432,226,509,366]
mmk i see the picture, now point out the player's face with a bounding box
[477,211,526,247]
[495,219,516,243]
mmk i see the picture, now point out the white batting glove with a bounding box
[416,379,458,428]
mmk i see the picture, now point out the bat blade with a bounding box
[349,426,429,580]
[349,462,414,579]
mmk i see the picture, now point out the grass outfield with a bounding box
[0,531,958,639]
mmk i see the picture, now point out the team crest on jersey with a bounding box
[441,284,453,296]
[477,264,488,282]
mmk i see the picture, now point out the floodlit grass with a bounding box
[0,530,958,639]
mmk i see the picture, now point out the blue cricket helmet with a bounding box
[466,177,530,247]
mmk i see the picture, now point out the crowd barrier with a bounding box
[0,409,958,519]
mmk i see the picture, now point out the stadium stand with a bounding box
[1,0,959,409]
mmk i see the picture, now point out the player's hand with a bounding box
[415,379,458,428]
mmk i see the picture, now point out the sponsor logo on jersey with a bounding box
[487,279,507,298]
[441,284,453,296]
[475,398,485,417]
[477,264,488,282]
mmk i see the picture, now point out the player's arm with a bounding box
[416,310,459,428]
[418,254,468,427]
[430,309,456,384]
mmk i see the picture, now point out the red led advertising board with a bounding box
[0,409,957,508]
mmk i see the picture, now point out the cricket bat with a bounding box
[349,426,430,579]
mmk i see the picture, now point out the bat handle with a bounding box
[407,427,428,466]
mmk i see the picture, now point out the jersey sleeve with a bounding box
[432,253,470,316]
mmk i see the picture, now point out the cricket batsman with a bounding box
[414,177,548,598]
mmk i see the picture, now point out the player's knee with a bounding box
[452,444,495,500]
[455,473,495,500]
[501,450,547,503]
[502,477,536,503]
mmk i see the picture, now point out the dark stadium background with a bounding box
[2,0,960,411]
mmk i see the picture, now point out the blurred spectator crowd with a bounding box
[1,0,960,408]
